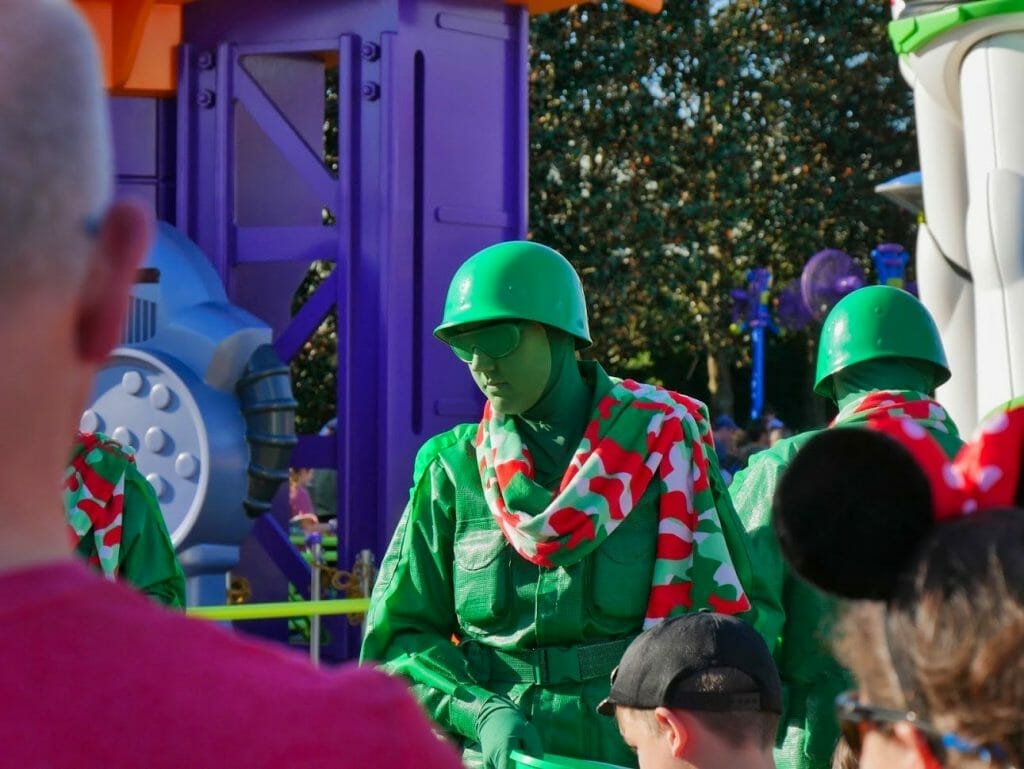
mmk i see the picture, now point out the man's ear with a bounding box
[654,707,688,758]
[76,200,151,362]
[892,721,943,769]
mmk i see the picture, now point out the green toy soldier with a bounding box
[729,285,961,769]
[65,431,185,607]
[362,241,767,768]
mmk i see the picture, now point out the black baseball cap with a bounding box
[597,612,782,716]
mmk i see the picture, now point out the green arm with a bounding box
[362,444,496,743]
[118,462,186,608]
[704,445,782,649]
[727,433,817,654]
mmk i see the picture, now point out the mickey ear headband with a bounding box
[772,399,1024,601]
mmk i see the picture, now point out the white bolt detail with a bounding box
[111,427,135,449]
[121,370,144,395]
[150,383,172,410]
[144,426,167,453]
[145,473,167,500]
[175,451,198,479]
[79,410,101,434]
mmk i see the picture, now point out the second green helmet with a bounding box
[434,240,592,348]
[814,285,950,398]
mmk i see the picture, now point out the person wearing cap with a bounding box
[727,285,962,769]
[598,611,781,769]
[362,241,771,769]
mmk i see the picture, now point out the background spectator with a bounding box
[598,611,781,769]
[0,4,462,767]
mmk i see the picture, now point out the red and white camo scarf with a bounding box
[832,389,959,435]
[64,432,131,578]
[475,378,750,627]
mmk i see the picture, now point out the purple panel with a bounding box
[111,98,158,176]
[110,97,177,223]
[233,60,336,207]
[175,0,528,658]
[115,181,158,211]
[290,434,337,469]
[184,0,396,48]
[234,526,289,644]
[380,0,527,534]
[176,43,223,274]
[335,33,380,605]
[234,225,337,264]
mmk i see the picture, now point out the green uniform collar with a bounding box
[833,359,935,411]
[515,336,595,487]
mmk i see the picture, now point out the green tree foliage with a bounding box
[290,262,336,436]
[529,0,919,422]
[290,67,338,437]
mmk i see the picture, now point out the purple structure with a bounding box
[110,0,529,655]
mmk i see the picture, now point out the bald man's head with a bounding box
[0,0,112,299]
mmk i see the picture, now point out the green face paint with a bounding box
[456,321,551,415]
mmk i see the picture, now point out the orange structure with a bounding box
[74,1,193,96]
[76,0,660,96]
[508,0,663,14]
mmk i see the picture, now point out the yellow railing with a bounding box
[187,598,369,622]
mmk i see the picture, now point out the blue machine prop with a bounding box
[82,223,297,606]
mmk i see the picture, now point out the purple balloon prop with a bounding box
[775,279,813,331]
[801,249,867,321]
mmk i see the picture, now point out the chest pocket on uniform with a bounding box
[454,528,512,628]
[587,501,656,623]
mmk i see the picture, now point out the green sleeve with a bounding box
[118,463,186,608]
[727,433,817,654]
[410,423,477,489]
[362,442,495,743]
[705,446,782,650]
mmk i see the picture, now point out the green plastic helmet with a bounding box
[814,285,950,398]
[434,240,592,348]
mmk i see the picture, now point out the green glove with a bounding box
[475,696,543,769]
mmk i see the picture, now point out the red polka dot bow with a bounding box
[864,402,1024,520]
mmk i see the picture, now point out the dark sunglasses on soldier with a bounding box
[834,691,1013,767]
[446,322,523,362]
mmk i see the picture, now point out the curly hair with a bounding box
[834,509,1024,768]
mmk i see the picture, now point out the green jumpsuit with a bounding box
[362,363,766,766]
[730,375,961,769]
[66,432,186,608]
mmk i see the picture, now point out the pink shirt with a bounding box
[0,561,462,769]
[290,484,315,519]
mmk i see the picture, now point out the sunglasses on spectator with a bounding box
[446,322,523,362]
[835,692,1013,767]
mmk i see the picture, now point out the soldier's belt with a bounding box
[463,637,632,685]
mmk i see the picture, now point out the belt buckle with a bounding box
[538,646,580,685]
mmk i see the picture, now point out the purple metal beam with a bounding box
[174,0,530,659]
[234,225,337,264]
[272,269,339,362]
[233,60,337,206]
